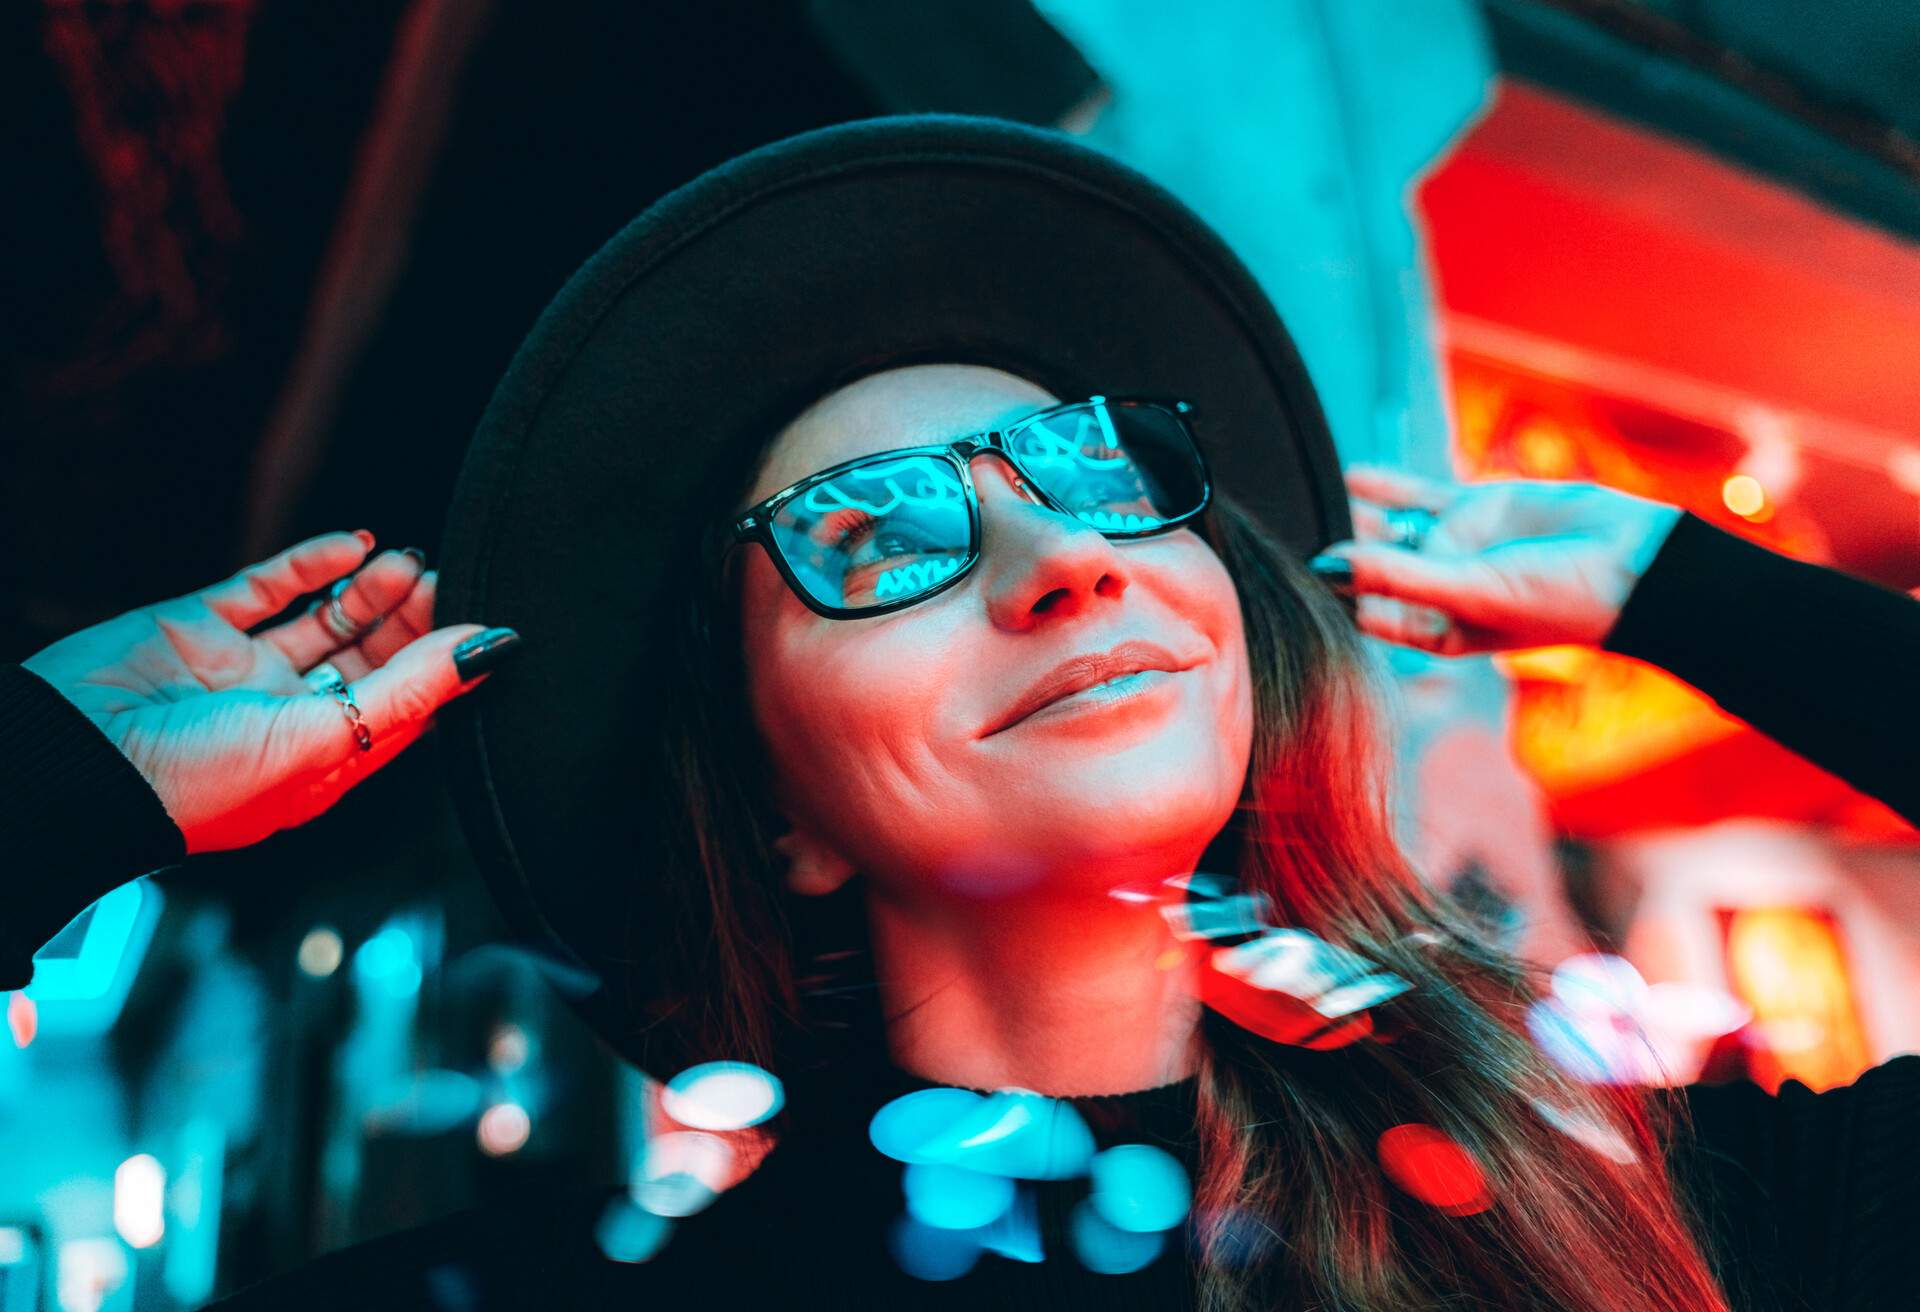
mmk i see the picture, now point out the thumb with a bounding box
[350,625,523,747]
[1322,543,1499,621]
[181,626,524,853]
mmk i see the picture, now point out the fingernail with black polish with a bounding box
[454,627,523,680]
[402,547,428,569]
[1307,555,1355,590]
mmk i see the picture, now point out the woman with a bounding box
[9,116,1918,1309]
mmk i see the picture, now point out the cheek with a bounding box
[742,579,967,846]
[1176,544,1255,779]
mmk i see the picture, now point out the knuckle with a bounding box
[389,676,442,726]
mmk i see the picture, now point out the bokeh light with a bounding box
[57,1237,127,1312]
[632,1131,734,1218]
[1070,1200,1165,1274]
[1721,473,1768,518]
[113,1153,166,1248]
[902,1162,1016,1230]
[6,991,36,1048]
[888,1214,983,1282]
[353,924,421,998]
[1089,1144,1190,1233]
[476,1102,531,1157]
[875,1088,1095,1180]
[486,1023,531,1074]
[296,926,344,978]
[660,1061,784,1131]
[1529,1095,1638,1165]
[1376,1124,1492,1215]
[1527,953,1749,1086]
[871,1088,985,1163]
[595,1197,674,1264]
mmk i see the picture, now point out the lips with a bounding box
[981,639,1202,736]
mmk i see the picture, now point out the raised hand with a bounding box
[1313,467,1683,656]
[21,531,520,854]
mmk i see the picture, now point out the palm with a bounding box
[1341,470,1681,655]
[23,532,445,851]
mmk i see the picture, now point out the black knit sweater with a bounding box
[4,513,1918,1309]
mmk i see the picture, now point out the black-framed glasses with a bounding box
[725,396,1212,619]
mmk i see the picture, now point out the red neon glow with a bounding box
[1419,82,1920,841]
[1376,1123,1492,1215]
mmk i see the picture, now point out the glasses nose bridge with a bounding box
[950,432,1038,500]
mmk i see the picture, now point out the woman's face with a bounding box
[737,364,1253,904]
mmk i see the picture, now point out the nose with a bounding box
[968,451,1131,631]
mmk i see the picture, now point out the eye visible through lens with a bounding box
[760,401,1204,613]
[773,454,972,609]
[1013,403,1194,533]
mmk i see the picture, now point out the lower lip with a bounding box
[999,669,1183,735]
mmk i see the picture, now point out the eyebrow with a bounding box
[760,398,1062,500]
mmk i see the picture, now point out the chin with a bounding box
[936,768,1238,902]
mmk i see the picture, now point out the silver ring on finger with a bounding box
[314,576,382,644]
[304,661,374,752]
[1381,506,1438,553]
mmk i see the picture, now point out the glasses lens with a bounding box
[768,453,973,611]
[759,402,1203,614]
[1007,401,1205,533]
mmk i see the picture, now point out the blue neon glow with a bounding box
[594,1198,673,1264]
[1089,1144,1190,1233]
[870,1088,986,1163]
[26,882,163,1036]
[162,1117,225,1306]
[902,1162,1015,1231]
[872,555,962,598]
[801,457,966,516]
[979,1185,1044,1264]
[870,1088,1094,1180]
[353,925,422,999]
[887,1215,981,1282]
[1070,1199,1166,1274]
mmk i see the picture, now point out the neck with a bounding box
[867,873,1204,1097]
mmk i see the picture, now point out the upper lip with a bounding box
[981,639,1202,736]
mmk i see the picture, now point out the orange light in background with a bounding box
[1450,349,1913,840]
[1512,417,1581,479]
[1497,645,1745,795]
[1718,907,1871,1093]
[1720,474,1772,521]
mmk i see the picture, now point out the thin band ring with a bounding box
[304,661,374,752]
[1381,506,1438,553]
[315,576,383,645]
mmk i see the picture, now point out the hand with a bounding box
[21,531,519,855]
[1314,468,1683,656]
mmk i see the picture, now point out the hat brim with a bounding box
[435,114,1348,1073]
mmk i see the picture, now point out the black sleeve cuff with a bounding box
[1602,513,1920,825]
[0,664,186,990]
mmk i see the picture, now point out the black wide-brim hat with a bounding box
[436,114,1349,1074]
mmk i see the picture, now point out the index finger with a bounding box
[199,531,375,630]
[1344,465,1459,514]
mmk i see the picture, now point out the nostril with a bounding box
[1033,587,1071,614]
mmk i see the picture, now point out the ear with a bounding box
[773,825,858,897]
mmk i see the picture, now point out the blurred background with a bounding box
[2,1,1916,1307]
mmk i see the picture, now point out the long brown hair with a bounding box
[651,490,1731,1311]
